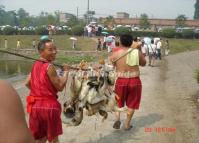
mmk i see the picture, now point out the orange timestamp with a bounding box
[145,127,176,133]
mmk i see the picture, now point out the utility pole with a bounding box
[87,0,90,24]
[77,7,79,20]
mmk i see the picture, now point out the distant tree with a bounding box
[114,26,132,36]
[17,8,29,26]
[175,14,187,27]
[104,16,115,29]
[54,11,60,25]
[194,0,199,19]
[47,14,56,25]
[139,13,150,29]
[0,5,6,25]
[66,15,79,27]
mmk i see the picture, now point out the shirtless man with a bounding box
[0,80,34,143]
[109,34,146,130]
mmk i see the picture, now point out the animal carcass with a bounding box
[62,67,127,126]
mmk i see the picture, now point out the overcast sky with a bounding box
[0,0,196,19]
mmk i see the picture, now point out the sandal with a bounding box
[113,120,121,129]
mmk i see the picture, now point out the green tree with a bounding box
[17,8,29,26]
[66,15,78,27]
[104,16,115,29]
[175,14,187,28]
[194,0,199,19]
[139,13,150,29]
[114,27,132,36]
[0,5,6,25]
[47,14,56,25]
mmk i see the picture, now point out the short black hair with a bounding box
[151,39,154,44]
[120,34,133,47]
[37,39,52,51]
[115,41,120,46]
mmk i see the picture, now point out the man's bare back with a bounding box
[110,47,146,77]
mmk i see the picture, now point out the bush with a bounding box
[162,28,176,38]
[132,31,160,38]
[181,29,194,39]
[3,26,17,35]
[114,27,132,36]
[71,25,84,36]
[175,32,182,38]
[195,68,199,83]
[194,33,199,39]
[35,27,48,35]
[56,30,68,35]
[19,30,35,35]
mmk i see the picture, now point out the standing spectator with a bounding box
[17,39,21,49]
[141,40,148,57]
[4,38,8,49]
[156,39,162,60]
[32,39,36,49]
[87,26,92,37]
[84,26,88,37]
[25,37,71,143]
[97,26,102,36]
[148,39,157,67]
[165,39,170,56]
[72,40,76,49]
[97,38,102,51]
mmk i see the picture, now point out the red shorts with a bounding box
[114,77,142,109]
[29,100,62,142]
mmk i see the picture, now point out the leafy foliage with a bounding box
[71,25,84,36]
[35,27,48,35]
[195,68,199,83]
[162,28,176,38]
[175,15,187,27]
[3,26,17,35]
[194,0,199,19]
[114,27,132,36]
[181,29,194,39]
[139,13,150,29]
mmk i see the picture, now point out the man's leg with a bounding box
[50,137,60,143]
[36,137,47,143]
[113,111,121,129]
[124,108,135,130]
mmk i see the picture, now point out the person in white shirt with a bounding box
[4,39,8,49]
[156,39,162,60]
[87,26,92,37]
[148,39,156,67]
[141,40,148,56]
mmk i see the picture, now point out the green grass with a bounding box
[168,39,199,54]
[1,35,199,63]
[0,35,102,63]
[195,68,199,83]
[0,35,97,51]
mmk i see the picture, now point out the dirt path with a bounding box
[14,50,199,143]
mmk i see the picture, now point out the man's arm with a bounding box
[139,50,146,66]
[47,65,69,91]
[0,80,35,143]
[25,74,31,89]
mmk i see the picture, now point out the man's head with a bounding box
[120,34,133,48]
[37,38,57,62]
